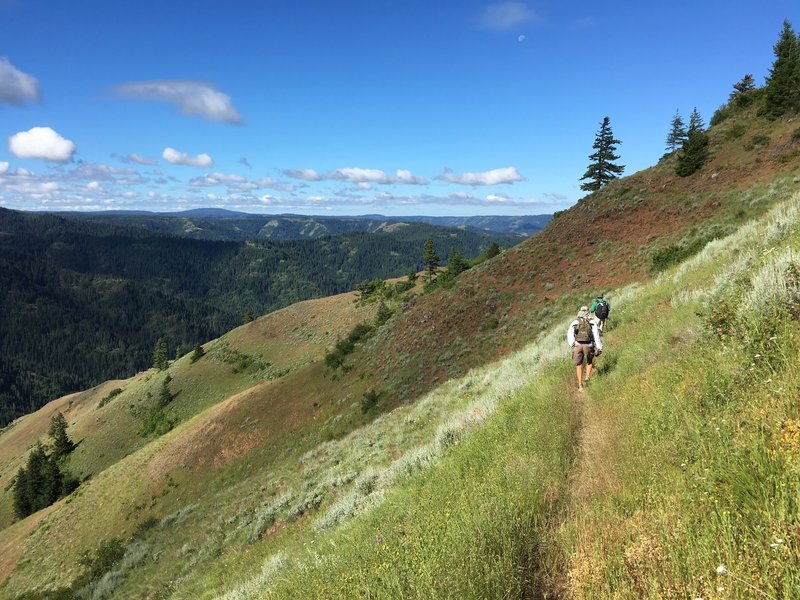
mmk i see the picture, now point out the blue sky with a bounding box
[0,1,797,216]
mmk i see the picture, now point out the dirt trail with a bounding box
[524,369,625,599]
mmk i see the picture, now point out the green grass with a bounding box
[200,192,800,599]
[545,193,800,598]
[4,184,800,598]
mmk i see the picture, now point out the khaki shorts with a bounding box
[572,344,595,366]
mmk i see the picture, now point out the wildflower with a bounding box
[717,586,725,592]
[716,564,727,575]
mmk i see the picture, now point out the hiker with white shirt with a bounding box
[567,305,603,390]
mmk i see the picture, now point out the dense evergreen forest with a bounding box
[0,208,517,426]
[54,211,551,241]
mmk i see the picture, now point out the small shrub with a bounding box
[324,322,374,372]
[97,388,123,409]
[724,122,747,140]
[355,278,387,303]
[374,301,393,326]
[78,538,126,582]
[710,103,733,126]
[743,133,770,151]
[190,344,205,363]
[138,406,174,437]
[360,389,380,413]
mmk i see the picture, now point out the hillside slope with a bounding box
[0,212,513,426]
[1,96,800,597]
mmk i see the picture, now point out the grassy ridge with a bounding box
[549,197,800,597]
[3,150,800,596]
[196,193,800,599]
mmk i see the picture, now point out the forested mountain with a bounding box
[0,208,516,426]
[52,211,550,241]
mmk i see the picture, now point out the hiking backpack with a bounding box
[595,300,609,320]
[574,317,593,344]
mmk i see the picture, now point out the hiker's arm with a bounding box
[592,323,602,351]
[567,323,576,347]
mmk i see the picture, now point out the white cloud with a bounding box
[0,161,8,174]
[0,57,40,106]
[67,163,137,180]
[394,169,428,185]
[284,168,322,181]
[189,172,247,186]
[284,166,428,185]
[436,166,524,186]
[162,147,213,168]
[486,193,511,201]
[331,167,390,184]
[86,181,101,190]
[111,80,242,124]
[9,127,76,162]
[480,2,538,31]
[120,152,157,165]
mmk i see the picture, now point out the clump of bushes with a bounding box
[324,323,374,372]
[97,387,123,408]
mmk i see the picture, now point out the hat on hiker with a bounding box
[578,306,590,318]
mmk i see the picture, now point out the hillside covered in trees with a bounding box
[0,208,515,425]
[55,211,551,241]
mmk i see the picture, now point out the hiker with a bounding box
[567,305,603,390]
[590,293,610,332]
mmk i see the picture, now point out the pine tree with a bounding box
[676,129,710,177]
[158,375,173,407]
[48,411,75,459]
[152,337,168,371]
[580,116,625,192]
[484,242,501,259]
[375,301,393,327]
[763,20,800,118]
[665,110,688,153]
[447,249,469,277]
[729,74,756,106]
[190,343,205,363]
[423,239,439,283]
[24,442,47,513]
[688,107,705,134]
[12,466,31,519]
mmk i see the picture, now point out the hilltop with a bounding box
[51,212,550,241]
[2,51,800,598]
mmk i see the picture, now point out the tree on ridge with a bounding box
[665,110,688,153]
[580,116,625,192]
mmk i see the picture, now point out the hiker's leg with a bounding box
[576,364,584,388]
[585,348,595,382]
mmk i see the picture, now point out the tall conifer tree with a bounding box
[665,110,688,153]
[48,411,74,459]
[730,74,756,106]
[764,20,800,118]
[423,239,439,283]
[580,116,625,192]
[152,338,169,371]
[688,107,705,134]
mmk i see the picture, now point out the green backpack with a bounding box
[574,317,593,344]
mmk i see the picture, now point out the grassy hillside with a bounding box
[2,88,800,597]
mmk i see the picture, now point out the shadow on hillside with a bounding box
[594,351,618,377]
